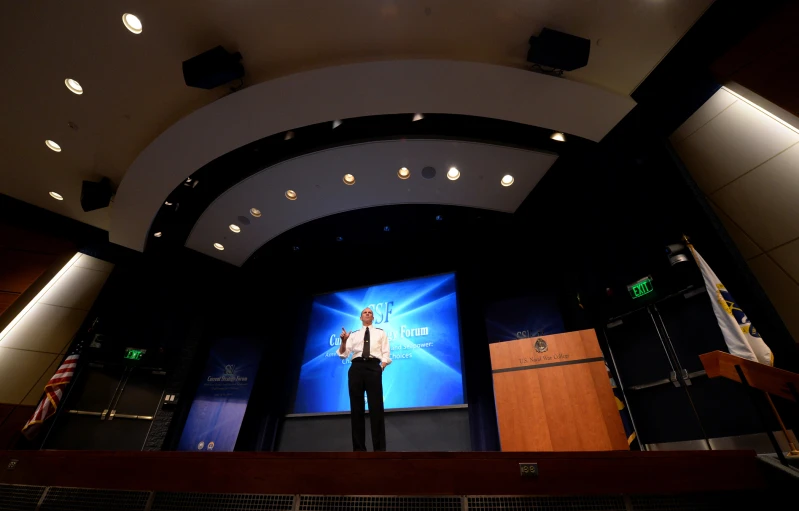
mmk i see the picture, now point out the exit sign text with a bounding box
[628,277,654,299]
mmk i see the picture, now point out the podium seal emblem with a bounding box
[534,338,548,353]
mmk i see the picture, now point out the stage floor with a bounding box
[0,449,767,496]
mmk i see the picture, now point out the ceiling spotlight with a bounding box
[336,236,343,242]
[343,174,355,185]
[164,201,172,206]
[122,13,143,34]
[250,208,262,217]
[501,174,514,187]
[285,190,297,200]
[229,224,241,233]
[284,131,295,140]
[550,132,566,142]
[398,167,410,180]
[447,167,460,180]
[45,140,61,152]
[49,191,64,201]
[213,243,224,251]
[332,119,343,129]
[384,226,390,232]
[412,113,424,122]
[153,232,162,238]
[64,78,83,95]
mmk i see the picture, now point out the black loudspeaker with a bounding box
[80,177,113,212]
[527,28,590,71]
[182,46,244,90]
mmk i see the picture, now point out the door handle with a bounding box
[67,410,104,417]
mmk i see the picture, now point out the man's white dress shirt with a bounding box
[338,325,392,366]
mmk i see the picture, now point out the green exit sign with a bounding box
[628,277,654,299]
[124,348,145,361]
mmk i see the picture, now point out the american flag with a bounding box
[21,351,80,439]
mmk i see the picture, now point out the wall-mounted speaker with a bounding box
[528,28,590,72]
[182,46,244,90]
[80,177,113,212]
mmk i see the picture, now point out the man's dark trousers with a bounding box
[348,357,386,451]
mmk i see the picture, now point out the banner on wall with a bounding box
[178,337,263,452]
[484,294,565,343]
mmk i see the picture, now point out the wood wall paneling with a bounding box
[0,291,19,316]
[711,2,799,118]
[0,221,75,322]
[0,249,57,293]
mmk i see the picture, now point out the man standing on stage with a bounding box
[338,307,391,451]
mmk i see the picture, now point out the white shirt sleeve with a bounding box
[381,329,392,366]
[338,330,354,359]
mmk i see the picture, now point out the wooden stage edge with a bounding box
[0,450,767,496]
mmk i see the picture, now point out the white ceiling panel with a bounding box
[185,140,557,266]
[711,143,799,251]
[670,88,737,145]
[673,99,799,193]
[709,201,762,259]
[770,239,799,284]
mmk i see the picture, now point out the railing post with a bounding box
[734,365,788,466]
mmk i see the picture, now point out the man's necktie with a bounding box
[363,327,370,359]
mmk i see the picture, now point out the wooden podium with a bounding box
[489,329,628,451]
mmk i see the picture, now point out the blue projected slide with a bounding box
[293,273,464,414]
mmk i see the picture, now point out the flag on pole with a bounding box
[21,350,80,439]
[688,243,773,366]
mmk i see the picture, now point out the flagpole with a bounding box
[764,393,799,457]
[685,234,799,457]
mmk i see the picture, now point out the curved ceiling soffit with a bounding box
[186,139,558,266]
[111,60,637,253]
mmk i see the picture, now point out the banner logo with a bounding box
[224,364,235,375]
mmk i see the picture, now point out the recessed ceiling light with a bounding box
[45,140,61,152]
[64,78,83,95]
[398,167,410,179]
[213,243,224,251]
[164,201,172,206]
[49,191,64,201]
[413,113,424,122]
[332,119,342,129]
[229,224,241,233]
[153,231,162,238]
[284,131,295,140]
[250,208,262,217]
[550,132,566,142]
[285,190,297,200]
[343,174,355,185]
[122,13,142,34]
[447,167,460,180]
[501,174,514,187]
[384,226,391,232]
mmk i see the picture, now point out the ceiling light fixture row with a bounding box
[45,13,144,204]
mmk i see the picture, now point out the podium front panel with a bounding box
[489,329,628,451]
